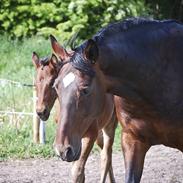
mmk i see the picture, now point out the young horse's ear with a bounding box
[84,39,98,64]
[32,52,40,68]
[50,53,59,68]
[50,34,67,61]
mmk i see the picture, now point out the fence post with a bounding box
[39,120,46,144]
[33,83,40,143]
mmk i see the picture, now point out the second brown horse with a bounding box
[32,51,117,183]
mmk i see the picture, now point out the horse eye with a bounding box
[52,82,56,89]
[49,82,53,87]
[49,80,54,87]
[80,87,90,96]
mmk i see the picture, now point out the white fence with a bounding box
[0,78,46,144]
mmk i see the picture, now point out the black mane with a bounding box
[70,17,178,77]
[70,53,95,77]
[93,17,177,41]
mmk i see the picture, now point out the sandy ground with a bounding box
[0,145,182,183]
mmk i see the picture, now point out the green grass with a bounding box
[0,121,121,160]
[0,35,121,160]
[113,124,121,151]
[0,120,56,161]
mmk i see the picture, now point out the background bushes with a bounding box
[1,0,183,41]
[0,0,149,41]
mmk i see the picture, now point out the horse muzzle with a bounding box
[36,108,50,121]
[54,144,81,162]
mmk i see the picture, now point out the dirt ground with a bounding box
[0,145,182,183]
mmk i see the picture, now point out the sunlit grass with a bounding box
[0,118,57,160]
[0,121,121,160]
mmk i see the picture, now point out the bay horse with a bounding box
[51,17,183,183]
[32,52,59,121]
[32,52,117,183]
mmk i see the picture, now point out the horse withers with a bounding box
[51,17,183,183]
[32,51,117,183]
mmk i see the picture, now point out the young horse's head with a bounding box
[32,52,60,121]
[50,35,106,162]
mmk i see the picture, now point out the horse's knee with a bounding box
[122,131,149,157]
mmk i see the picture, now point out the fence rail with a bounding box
[0,78,46,144]
[0,78,34,87]
[0,111,33,116]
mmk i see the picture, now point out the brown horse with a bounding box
[32,52,117,183]
[51,17,183,183]
[32,52,59,121]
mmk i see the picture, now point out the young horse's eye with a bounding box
[39,78,44,83]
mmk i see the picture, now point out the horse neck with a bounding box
[94,65,115,124]
[97,29,159,93]
[94,63,108,92]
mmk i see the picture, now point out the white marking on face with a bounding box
[63,72,75,88]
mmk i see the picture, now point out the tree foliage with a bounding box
[146,0,183,21]
[0,0,149,41]
[1,0,181,41]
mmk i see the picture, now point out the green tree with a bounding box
[146,0,183,21]
[0,0,150,41]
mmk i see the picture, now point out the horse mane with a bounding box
[66,17,179,77]
[70,53,95,77]
[93,17,177,41]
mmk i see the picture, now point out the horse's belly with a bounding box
[114,96,183,150]
[120,116,183,151]
[158,123,183,151]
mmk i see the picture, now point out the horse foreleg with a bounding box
[96,132,115,183]
[122,131,150,183]
[99,121,116,183]
[71,124,98,183]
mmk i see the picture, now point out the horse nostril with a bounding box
[63,147,74,162]
[54,145,75,162]
[36,108,47,116]
[37,111,42,116]
[42,108,47,115]
[65,146,72,156]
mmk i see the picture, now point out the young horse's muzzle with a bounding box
[36,107,50,121]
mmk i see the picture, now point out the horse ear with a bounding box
[32,52,40,68]
[50,34,67,61]
[50,53,59,67]
[84,39,98,63]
